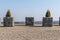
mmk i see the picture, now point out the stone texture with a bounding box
[0,18,1,25]
[3,17,14,27]
[59,17,60,26]
[42,17,53,27]
[25,17,34,26]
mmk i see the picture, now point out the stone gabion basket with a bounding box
[0,18,1,26]
[3,17,14,27]
[42,17,53,27]
[25,17,34,26]
[59,17,60,26]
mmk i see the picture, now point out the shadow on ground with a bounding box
[0,24,59,27]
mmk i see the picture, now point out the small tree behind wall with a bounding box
[6,10,11,17]
[3,10,14,27]
[42,9,53,27]
[45,10,51,17]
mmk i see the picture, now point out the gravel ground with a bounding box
[0,25,60,40]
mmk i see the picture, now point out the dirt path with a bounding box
[0,26,60,40]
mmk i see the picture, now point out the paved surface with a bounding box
[0,25,60,40]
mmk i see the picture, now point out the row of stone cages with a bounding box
[25,10,52,27]
[25,10,53,27]
[0,9,60,27]
[25,17,53,27]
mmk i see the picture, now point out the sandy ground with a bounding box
[0,24,60,40]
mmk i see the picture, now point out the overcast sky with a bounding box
[0,0,60,21]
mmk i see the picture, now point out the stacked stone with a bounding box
[0,18,1,26]
[25,17,34,26]
[43,17,53,27]
[59,17,60,26]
